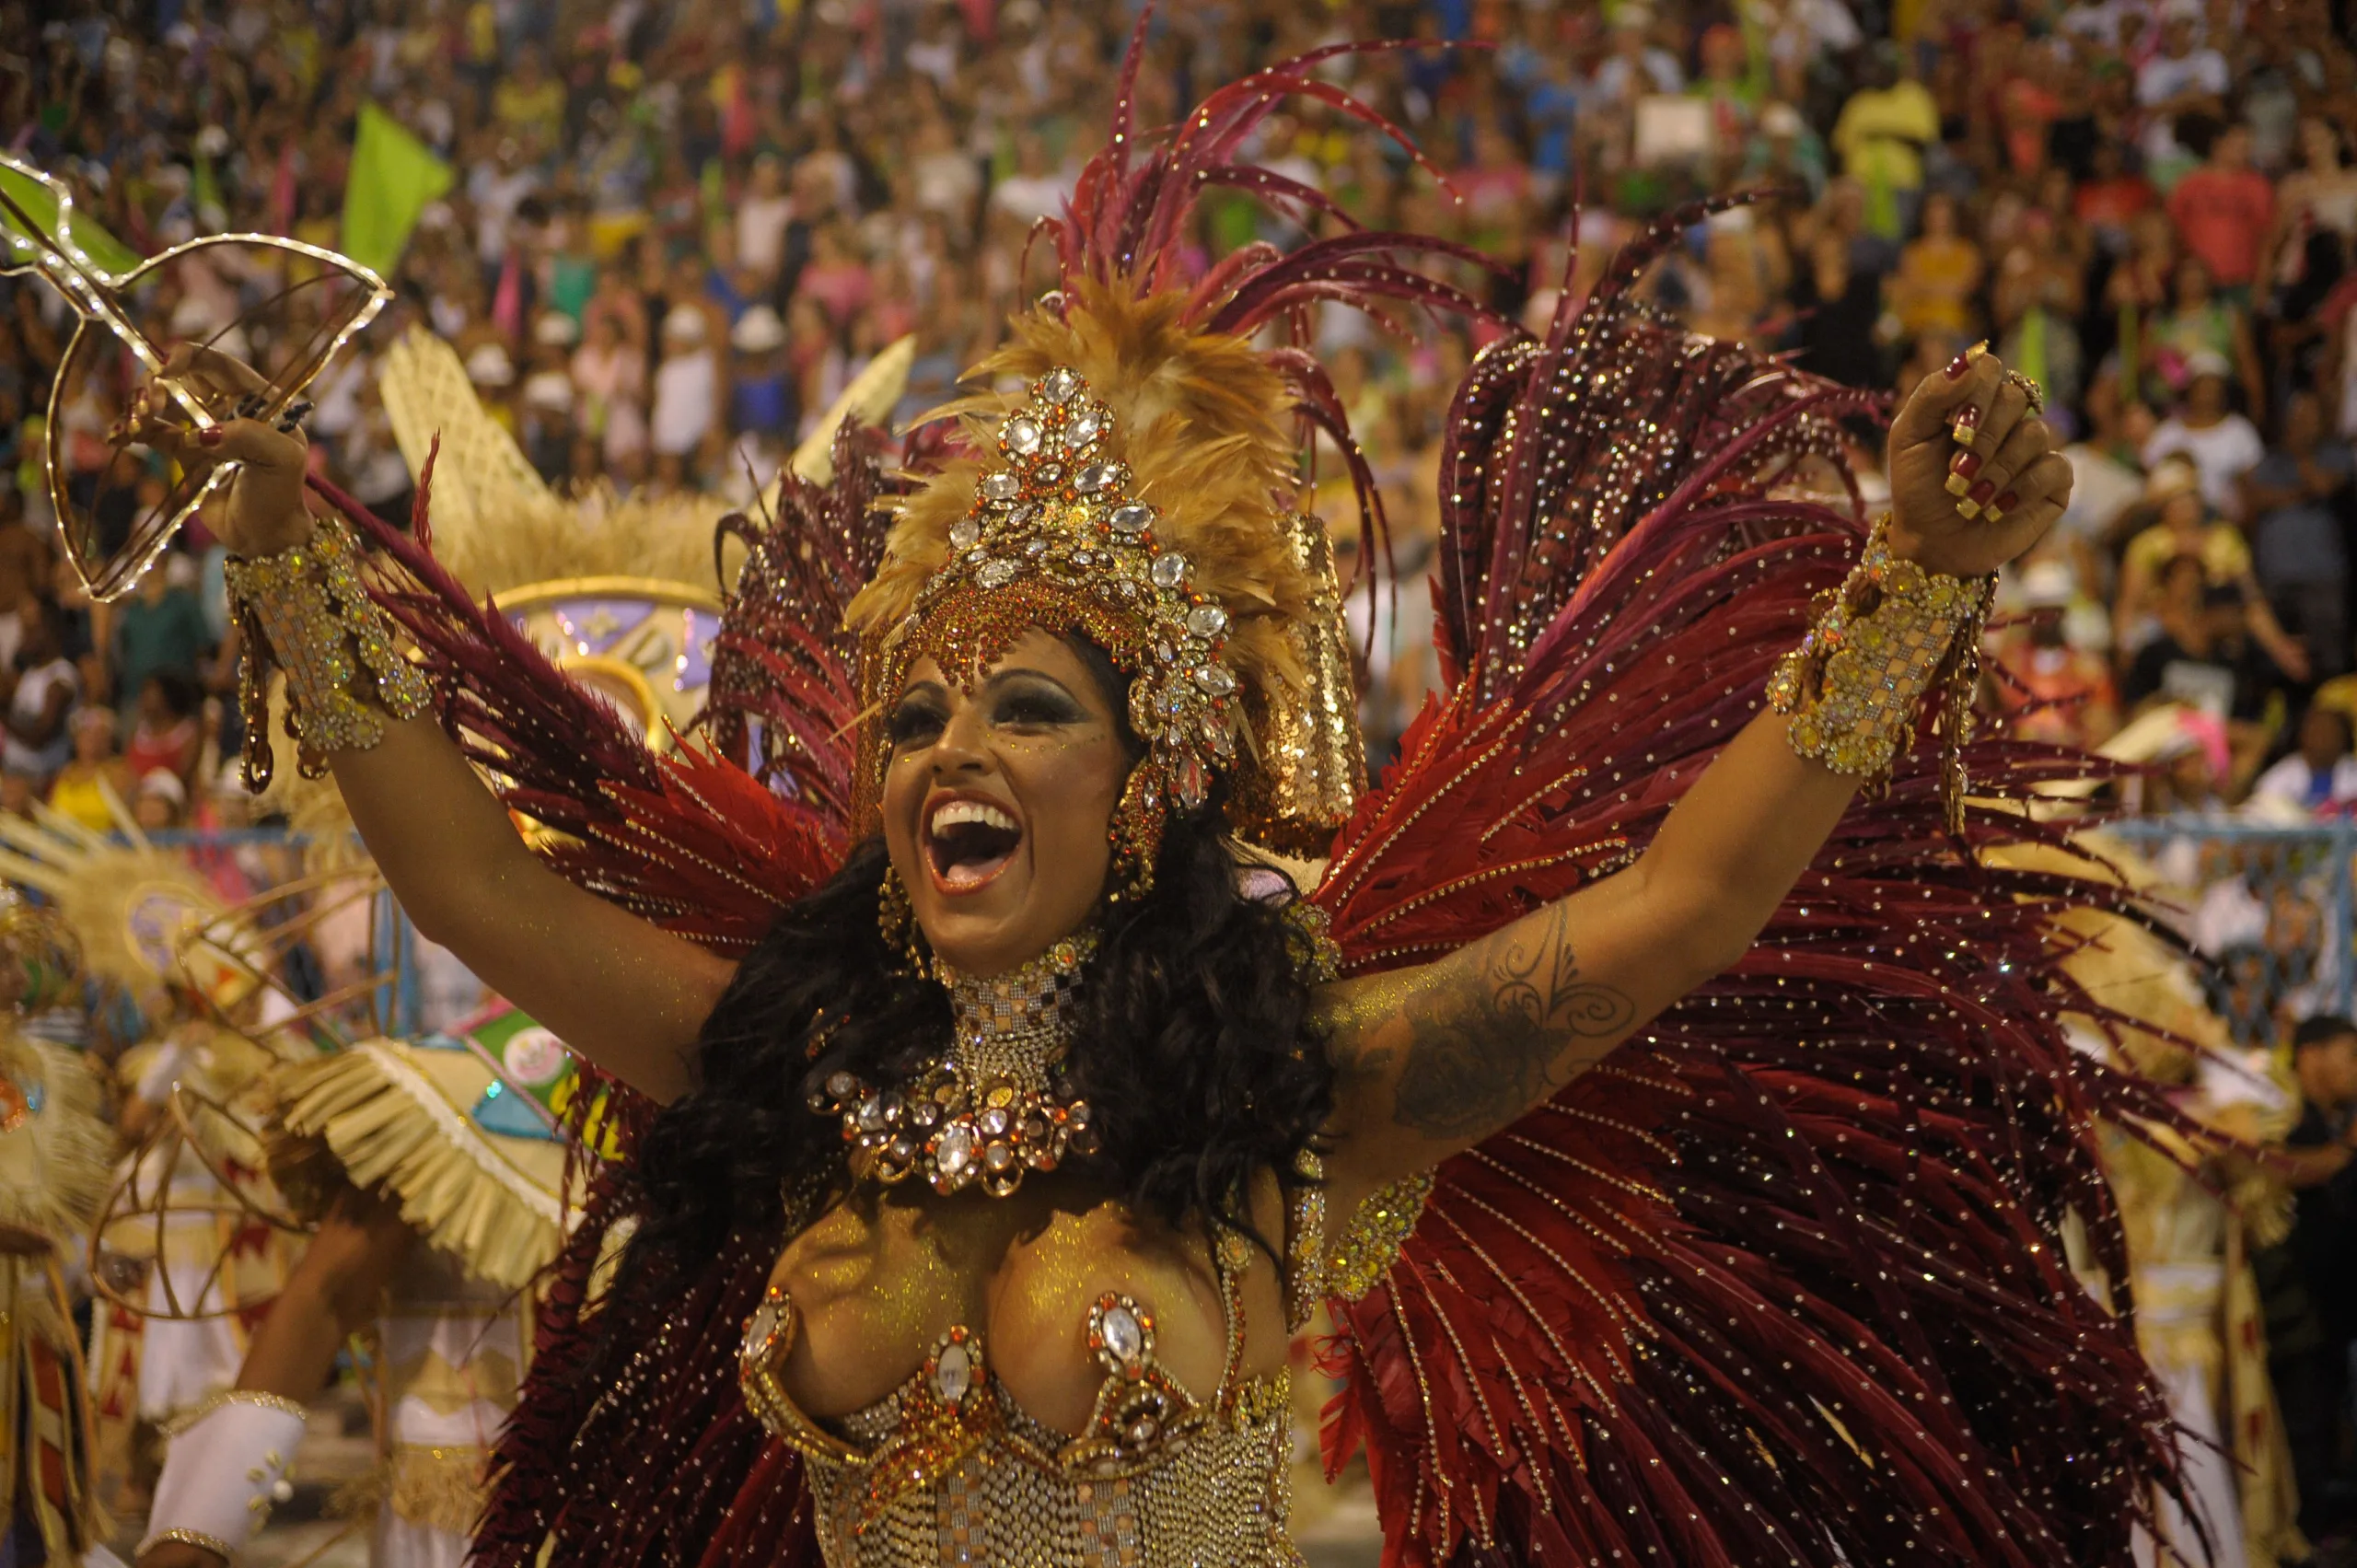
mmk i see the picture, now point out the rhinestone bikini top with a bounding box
[739,1229,1301,1568]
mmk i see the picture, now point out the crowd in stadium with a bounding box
[2,0,2355,806]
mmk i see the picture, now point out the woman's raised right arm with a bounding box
[329,714,727,1101]
[143,345,727,1102]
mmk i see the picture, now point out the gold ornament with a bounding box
[1767,516,1991,811]
[224,515,434,791]
[810,932,1100,1198]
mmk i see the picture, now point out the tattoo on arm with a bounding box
[1390,903,1636,1140]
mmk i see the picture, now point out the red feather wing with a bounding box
[1310,214,2192,1567]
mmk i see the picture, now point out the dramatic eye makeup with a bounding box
[987,672,1087,727]
[886,685,948,749]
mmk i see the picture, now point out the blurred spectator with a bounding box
[2245,389,2356,679]
[0,487,52,666]
[2124,563,2291,792]
[46,705,129,833]
[2144,354,2267,517]
[2256,1015,2357,1547]
[1,595,77,787]
[2251,705,2357,813]
[2134,2,2229,180]
[122,669,203,789]
[650,304,722,490]
[109,551,211,712]
[1590,9,1684,107]
[729,305,793,443]
[2167,124,2276,295]
[1991,561,2119,749]
[131,765,185,831]
[1887,191,1980,342]
[1793,227,1885,389]
[1829,42,1935,239]
[2115,462,2248,651]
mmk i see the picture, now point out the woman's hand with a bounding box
[124,343,315,558]
[1883,345,2073,578]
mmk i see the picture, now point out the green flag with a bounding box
[0,162,144,277]
[340,102,453,280]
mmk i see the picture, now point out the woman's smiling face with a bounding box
[881,629,1133,978]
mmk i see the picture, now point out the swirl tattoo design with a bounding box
[1390,903,1636,1139]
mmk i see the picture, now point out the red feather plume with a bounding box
[1308,208,2197,1567]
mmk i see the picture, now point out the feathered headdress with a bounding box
[845,18,1496,872]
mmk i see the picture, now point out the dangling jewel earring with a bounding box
[878,864,929,974]
[1107,770,1164,901]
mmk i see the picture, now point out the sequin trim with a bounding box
[225,515,433,791]
[1765,517,1989,791]
[1325,1173,1434,1302]
[737,1237,1297,1566]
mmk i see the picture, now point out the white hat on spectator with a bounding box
[663,305,709,345]
[534,311,582,347]
[731,305,787,354]
[1612,4,1655,28]
[2181,348,2231,383]
[1760,102,1805,138]
[2159,0,2201,21]
[465,343,517,388]
[2020,560,2075,609]
[164,552,198,590]
[522,369,575,413]
[138,768,187,810]
[194,124,230,158]
[2143,458,2200,505]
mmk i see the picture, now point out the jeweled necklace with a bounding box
[811,932,1099,1198]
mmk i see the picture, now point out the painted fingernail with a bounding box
[1992,490,2019,519]
[1951,404,1981,444]
[1945,350,1974,379]
[1968,479,1996,505]
[197,426,224,447]
[1945,450,1983,494]
[1966,339,1991,361]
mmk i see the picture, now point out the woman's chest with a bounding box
[768,1191,1237,1438]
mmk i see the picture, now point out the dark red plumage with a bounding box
[1308,213,2195,1567]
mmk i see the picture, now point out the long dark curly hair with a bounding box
[619,645,1337,1286]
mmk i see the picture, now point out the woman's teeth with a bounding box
[926,798,1022,890]
[929,799,1018,835]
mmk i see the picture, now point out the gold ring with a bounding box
[2004,368,2044,415]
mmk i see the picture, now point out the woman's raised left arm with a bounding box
[1317,346,2073,1218]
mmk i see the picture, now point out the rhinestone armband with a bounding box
[224,515,432,791]
[1766,517,1992,799]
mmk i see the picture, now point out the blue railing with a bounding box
[2098,817,2357,1041]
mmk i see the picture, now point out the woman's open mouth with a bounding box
[924,797,1024,893]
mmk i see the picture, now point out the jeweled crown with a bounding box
[875,366,1244,882]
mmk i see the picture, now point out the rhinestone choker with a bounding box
[812,932,1099,1198]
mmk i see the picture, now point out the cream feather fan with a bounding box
[0,784,227,1016]
[377,329,917,599]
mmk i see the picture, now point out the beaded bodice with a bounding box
[740,1231,1301,1568]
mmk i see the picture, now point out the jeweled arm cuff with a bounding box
[1766,517,1993,800]
[141,1391,309,1561]
[1288,1154,1434,1317]
[224,514,433,793]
